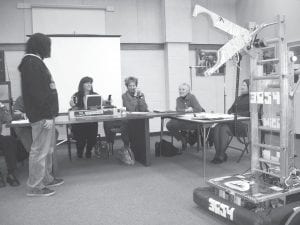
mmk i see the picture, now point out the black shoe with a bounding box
[220,153,228,162]
[210,158,223,164]
[85,151,92,159]
[6,173,20,187]
[0,173,5,188]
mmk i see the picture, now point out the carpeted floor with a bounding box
[1,135,290,225]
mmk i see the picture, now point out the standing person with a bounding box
[69,76,98,158]
[166,83,204,151]
[211,79,250,164]
[18,33,63,197]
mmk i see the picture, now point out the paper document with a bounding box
[178,113,234,120]
[127,112,149,115]
[11,119,30,124]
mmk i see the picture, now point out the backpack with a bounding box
[155,139,179,157]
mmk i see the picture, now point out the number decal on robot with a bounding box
[208,198,235,221]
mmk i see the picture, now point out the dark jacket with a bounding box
[18,54,59,123]
[71,91,98,110]
[228,94,250,117]
[176,93,204,113]
[122,91,148,112]
[227,94,249,136]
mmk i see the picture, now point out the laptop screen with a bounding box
[86,95,102,110]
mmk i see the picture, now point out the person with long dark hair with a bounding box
[211,79,250,164]
[18,33,63,197]
[69,76,99,158]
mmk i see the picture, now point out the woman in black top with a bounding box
[211,79,250,164]
[70,76,98,158]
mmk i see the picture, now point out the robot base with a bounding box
[193,187,300,225]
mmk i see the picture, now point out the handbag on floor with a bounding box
[117,146,135,165]
[155,139,179,157]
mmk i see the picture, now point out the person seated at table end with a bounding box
[211,79,250,164]
[166,83,204,151]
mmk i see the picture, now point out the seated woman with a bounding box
[70,76,98,158]
[211,79,250,164]
[12,96,32,152]
[103,76,148,150]
[0,102,26,187]
[166,83,204,151]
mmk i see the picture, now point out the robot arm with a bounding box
[193,5,253,76]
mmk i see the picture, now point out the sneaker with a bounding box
[46,178,64,187]
[27,187,56,197]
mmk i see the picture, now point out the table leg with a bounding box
[159,117,164,155]
[203,126,206,180]
[129,118,151,166]
[66,125,72,161]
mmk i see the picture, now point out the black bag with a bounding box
[155,139,179,157]
[16,140,29,162]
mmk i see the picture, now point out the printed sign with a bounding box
[250,91,280,105]
[208,198,235,221]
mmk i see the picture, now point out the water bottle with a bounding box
[73,95,78,105]
[107,95,112,106]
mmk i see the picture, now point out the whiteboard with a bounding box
[44,36,122,113]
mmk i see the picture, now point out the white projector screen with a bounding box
[44,36,122,113]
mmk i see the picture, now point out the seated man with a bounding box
[103,76,148,151]
[0,102,27,187]
[166,83,204,151]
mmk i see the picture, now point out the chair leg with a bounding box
[160,118,164,155]
[237,146,247,163]
[196,131,200,152]
[236,137,249,163]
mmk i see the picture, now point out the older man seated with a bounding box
[166,83,204,151]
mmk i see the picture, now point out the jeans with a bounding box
[27,119,55,189]
[13,127,32,153]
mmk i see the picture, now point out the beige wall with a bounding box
[1,0,239,132]
[0,0,163,43]
[236,0,300,42]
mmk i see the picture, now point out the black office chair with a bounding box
[103,121,124,157]
[224,121,250,163]
[159,117,202,152]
